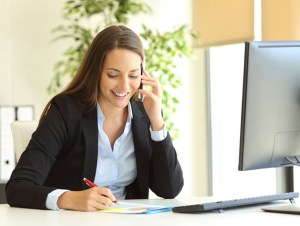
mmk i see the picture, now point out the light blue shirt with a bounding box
[45,102,167,210]
[94,102,136,199]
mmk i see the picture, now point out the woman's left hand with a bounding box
[139,71,164,131]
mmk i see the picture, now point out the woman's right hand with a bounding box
[57,187,116,211]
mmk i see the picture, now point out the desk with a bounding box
[0,197,299,226]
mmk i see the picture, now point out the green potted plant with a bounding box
[49,0,199,139]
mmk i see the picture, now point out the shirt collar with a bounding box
[96,102,133,123]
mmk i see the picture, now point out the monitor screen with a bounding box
[239,41,300,171]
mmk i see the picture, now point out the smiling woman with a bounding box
[99,48,142,110]
[98,48,143,150]
[5,25,184,212]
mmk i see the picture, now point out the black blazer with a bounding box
[6,94,183,209]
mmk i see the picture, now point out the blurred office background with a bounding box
[1,0,300,203]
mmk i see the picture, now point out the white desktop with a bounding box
[1,197,300,226]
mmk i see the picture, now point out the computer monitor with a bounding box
[239,41,300,171]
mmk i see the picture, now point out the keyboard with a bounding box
[172,192,299,213]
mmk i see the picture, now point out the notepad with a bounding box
[99,201,172,214]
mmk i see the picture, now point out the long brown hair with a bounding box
[40,25,144,120]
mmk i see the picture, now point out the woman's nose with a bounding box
[118,76,130,90]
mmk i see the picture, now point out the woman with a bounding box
[5,25,183,211]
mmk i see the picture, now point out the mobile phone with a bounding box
[134,63,144,102]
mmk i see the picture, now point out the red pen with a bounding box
[83,178,117,204]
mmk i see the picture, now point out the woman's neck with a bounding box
[98,101,128,149]
[99,100,128,121]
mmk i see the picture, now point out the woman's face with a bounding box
[99,48,142,109]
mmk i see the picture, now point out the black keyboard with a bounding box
[172,192,299,213]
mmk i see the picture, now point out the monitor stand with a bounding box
[276,167,294,193]
[262,204,300,215]
[262,167,300,214]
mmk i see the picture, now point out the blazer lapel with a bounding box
[131,101,151,196]
[81,107,98,188]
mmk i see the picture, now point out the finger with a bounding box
[77,190,107,211]
[95,187,116,203]
[141,74,155,81]
[143,70,151,77]
[142,77,160,87]
[92,200,107,210]
[142,80,156,89]
[95,194,114,207]
[142,80,162,97]
[139,89,157,99]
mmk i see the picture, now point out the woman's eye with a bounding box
[107,74,118,78]
[129,74,139,79]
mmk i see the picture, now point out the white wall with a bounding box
[0,0,65,116]
[0,0,209,197]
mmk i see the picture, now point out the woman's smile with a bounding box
[112,91,130,97]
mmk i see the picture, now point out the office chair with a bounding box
[10,121,38,162]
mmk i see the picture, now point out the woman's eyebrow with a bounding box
[129,69,140,73]
[106,68,140,72]
[106,68,121,72]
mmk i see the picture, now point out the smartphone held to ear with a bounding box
[134,63,144,102]
[137,82,144,102]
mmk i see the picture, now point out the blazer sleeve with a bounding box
[130,100,184,199]
[149,132,184,198]
[5,95,72,209]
